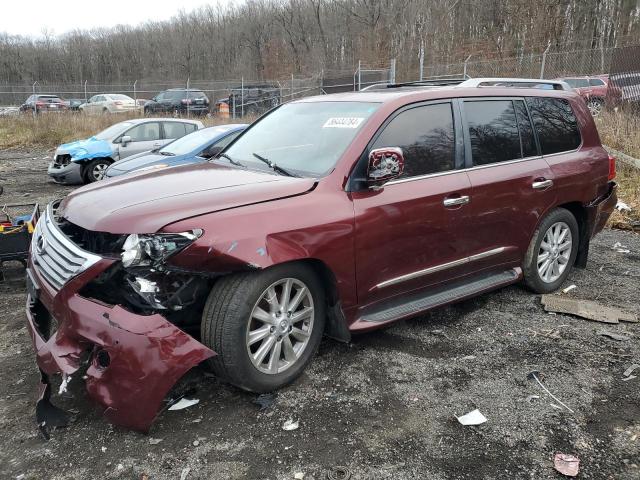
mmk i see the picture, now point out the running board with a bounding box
[359,268,521,324]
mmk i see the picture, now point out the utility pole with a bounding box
[540,41,551,79]
[419,44,424,81]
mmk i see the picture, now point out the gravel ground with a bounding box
[0,149,639,480]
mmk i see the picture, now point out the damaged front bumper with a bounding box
[47,160,84,184]
[25,258,215,432]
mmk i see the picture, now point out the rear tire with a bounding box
[83,158,111,183]
[587,97,604,117]
[201,263,325,392]
[523,208,579,293]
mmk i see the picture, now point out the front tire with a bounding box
[523,208,579,293]
[83,158,111,183]
[201,263,325,392]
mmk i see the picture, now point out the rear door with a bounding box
[462,98,557,269]
[118,122,162,158]
[161,122,189,146]
[352,101,474,306]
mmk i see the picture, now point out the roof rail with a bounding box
[457,78,572,91]
[361,78,467,91]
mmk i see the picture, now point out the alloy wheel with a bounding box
[587,99,603,116]
[246,278,314,375]
[537,221,572,283]
[92,163,108,181]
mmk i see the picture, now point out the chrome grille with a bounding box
[31,202,101,290]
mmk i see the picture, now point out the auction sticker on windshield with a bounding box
[323,117,365,128]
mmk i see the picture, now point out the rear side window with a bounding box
[371,103,456,178]
[185,123,198,133]
[465,100,521,165]
[526,97,581,155]
[126,122,160,142]
[589,78,605,86]
[163,122,188,139]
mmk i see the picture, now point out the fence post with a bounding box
[419,45,424,81]
[133,80,137,113]
[241,76,244,118]
[32,81,38,118]
[463,54,472,79]
[540,41,551,79]
[291,73,295,99]
[390,58,396,84]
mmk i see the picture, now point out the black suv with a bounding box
[228,84,280,116]
[144,89,210,116]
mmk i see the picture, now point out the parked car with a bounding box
[80,94,139,114]
[556,75,609,116]
[607,72,640,107]
[105,124,247,178]
[228,83,280,117]
[26,78,617,432]
[48,118,203,184]
[19,94,68,114]
[144,89,210,116]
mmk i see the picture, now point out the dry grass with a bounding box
[0,112,243,150]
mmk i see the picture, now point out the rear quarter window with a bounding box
[526,97,581,155]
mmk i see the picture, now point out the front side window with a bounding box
[526,97,581,155]
[465,100,521,165]
[222,101,380,177]
[371,103,456,178]
[126,123,160,142]
[160,128,225,156]
[163,122,187,139]
[213,131,241,149]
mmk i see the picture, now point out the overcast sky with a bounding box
[0,0,239,37]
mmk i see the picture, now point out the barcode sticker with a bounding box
[323,117,365,129]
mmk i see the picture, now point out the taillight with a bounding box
[181,99,192,105]
[35,101,45,106]
[607,154,616,181]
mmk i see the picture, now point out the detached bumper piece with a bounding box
[26,259,215,433]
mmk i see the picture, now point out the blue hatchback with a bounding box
[104,123,247,178]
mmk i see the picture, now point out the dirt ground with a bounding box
[0,149,639,480]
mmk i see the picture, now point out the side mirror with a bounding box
[120,135,132,146]
[367,147,404,187]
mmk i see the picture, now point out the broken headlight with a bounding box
[121,230,202,268]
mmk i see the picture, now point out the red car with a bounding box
[19,94,68,114]
[26,79,617,432]
[557,75,609,116]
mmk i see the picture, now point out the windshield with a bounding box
[160,127,224,155]
[94,122,133,140]
[222,101,379,177]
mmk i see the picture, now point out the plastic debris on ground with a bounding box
[168,398,200,411]
[561,285,577,294]
[282,419,299,431]
[180,467,190,480]
[294,472,305,479]
[58,374,71,395]
[623,364,639,381]
[527,371,574,414]
[541,295,637,324]
[554,453,580,477]
[148,437,163,445]
[456,409,487,426]
[612,241,631,253]
[616,201,632,212]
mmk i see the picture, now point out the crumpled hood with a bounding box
[59,163,316,234]
[57,137,115,163]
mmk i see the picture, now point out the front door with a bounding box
[118,122,162,159]
[352,101,474,307]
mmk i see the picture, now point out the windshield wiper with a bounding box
[217,152,245,167]
[159,151,175,156]
[252,153,298,177]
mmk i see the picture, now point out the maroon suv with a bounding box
[26,79,617,432]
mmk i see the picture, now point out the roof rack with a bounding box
[361,77,467,91]
[457,78,572,91]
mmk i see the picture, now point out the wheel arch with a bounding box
[555,201,589,268]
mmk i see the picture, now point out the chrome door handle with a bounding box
[532,179,553,190]
[443,195,470,207]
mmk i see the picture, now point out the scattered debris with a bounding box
[460,355,476,361]
[612,242,631,253]
[58,374,72,395]
[541,295,637,324]
[622,375,637,382]
[294,473,305,480]
[616,201,632,212]
[193,440,200,447]
[456,409,487,426]
[253,393,277,411]
[283,419,299,431]
[554,453,580,477]
[599,330,631,341]
[168,398,200,411]
[623,364,640,377]
[36,375,70,441]
[562,285,577,294]
[526,394,540,404]
[101,446,107,453]
[527,371,574,414]
[327,466,352,480]
[179,467,190,480]
[148,437,163,445]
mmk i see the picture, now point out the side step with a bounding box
[359,269,520,324]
